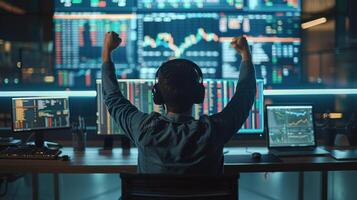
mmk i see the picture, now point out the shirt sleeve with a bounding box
[209,60,256,144]
[101,61,148,144]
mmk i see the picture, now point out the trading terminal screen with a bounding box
[54,0,301,88]
[267,105,316,147]
[96,79,264,135]
[12,97,70,132]
[54,13,137,88]
[55,0,134,12]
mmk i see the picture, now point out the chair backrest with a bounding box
[120,173,238,200]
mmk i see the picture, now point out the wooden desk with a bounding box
[0,148,138,174]
[1,147,357,200]
[1,147,357,173]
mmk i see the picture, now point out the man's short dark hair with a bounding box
[158,59,201,113]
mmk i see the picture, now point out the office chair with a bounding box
[120,173,239,200]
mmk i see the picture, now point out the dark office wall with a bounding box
[0,0,53,42]
[348,1,357,39]
[346,0,357,91]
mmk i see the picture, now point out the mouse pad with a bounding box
[224,154,281,163]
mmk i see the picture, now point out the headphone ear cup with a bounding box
[152,84,164,105]
[193,83,205,104]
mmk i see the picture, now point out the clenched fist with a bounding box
[102,31,122,62]
[231,36,251,61]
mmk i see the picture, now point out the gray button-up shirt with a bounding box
[102,61,256,174]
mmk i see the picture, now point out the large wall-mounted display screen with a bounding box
[54,0,301,88]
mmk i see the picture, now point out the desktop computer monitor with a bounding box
[96,79,163,135]
[96,79,264,135]
[12,97,70,147]
[193,79,264,133]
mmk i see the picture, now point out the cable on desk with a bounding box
[24,133,35,145]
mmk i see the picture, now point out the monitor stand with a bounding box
[31,131,61,149]
[103,135,114,150]
[121,136,131,155]
[102,136,131,153]
[35,131,45,148]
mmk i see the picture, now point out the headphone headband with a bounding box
[152,59,205,105]
[154,60,203,84]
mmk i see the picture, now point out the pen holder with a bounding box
[72,125,87,151]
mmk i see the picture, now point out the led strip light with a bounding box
[0,89,357,97]
[0,91,96,97]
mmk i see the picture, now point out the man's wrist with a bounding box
[241,51,251,62]
[102,49,112,63]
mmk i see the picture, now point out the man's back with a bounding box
[101,33,255,174]
[135,113,223,174]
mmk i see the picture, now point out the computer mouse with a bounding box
[251,152,262,160]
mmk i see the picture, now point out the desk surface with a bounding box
[1,147,357,173]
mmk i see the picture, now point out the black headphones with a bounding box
[152,61,205,105]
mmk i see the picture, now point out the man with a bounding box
[102,31,256,174]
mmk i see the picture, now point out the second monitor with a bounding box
[12,97,70,147]
[97,79,264,135]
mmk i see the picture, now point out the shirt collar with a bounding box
[161,113,194,123]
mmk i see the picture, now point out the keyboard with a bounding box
[269,147,329,157]
[0,146,61,160]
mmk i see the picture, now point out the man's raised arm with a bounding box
[101,32,147,143]
[210,36,256,144]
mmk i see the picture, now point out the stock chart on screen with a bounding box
[96,79,263,135]
[247,0,300,11]
[219,12,301,84]
[96,79,163,135]
[12,97,70,132]
[137,13,221,78]
[193,79,264,133]
[55,0,299,12]
[54,13,137,88]
[55,0,134,12]
[53,0,301,88]
[267,105,315,147]
[137,0,244,10]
